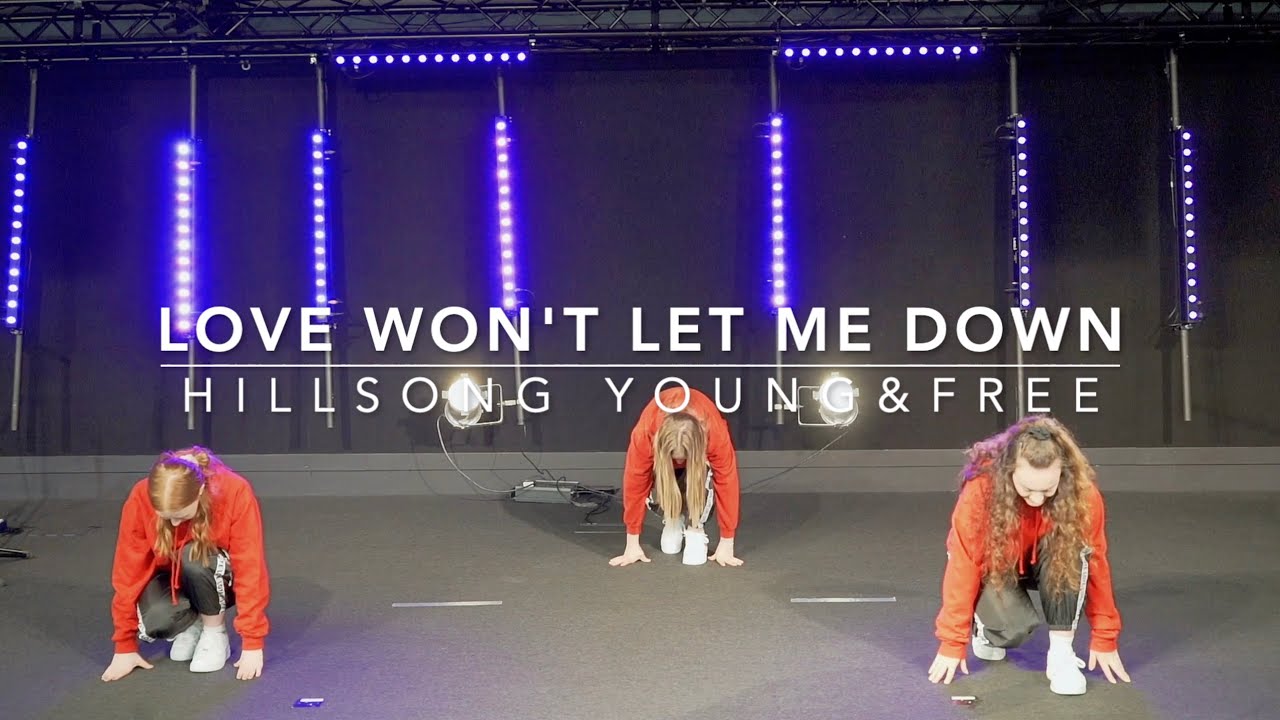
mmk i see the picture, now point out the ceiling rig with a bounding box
[0,1,1277,63]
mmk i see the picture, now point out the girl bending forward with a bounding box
[610,387,743,568]
[929,417,1131,695]
[102,447,270,682]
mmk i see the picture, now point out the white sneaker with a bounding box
[682,529,709,566]
[1046,647,1087,696]
[972,616,1006,661]
[189,626,231,673]
[169,621,204,662]
[660,517,686,555]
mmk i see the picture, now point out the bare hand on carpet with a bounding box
[235,648,264,680]
[927,653,969,685]
[101,652,154,682]
[1088,649,1131,683]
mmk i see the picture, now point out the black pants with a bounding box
[136,546,235,642]
[974,550,1089,649]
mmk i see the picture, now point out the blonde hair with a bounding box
[652,413,710,524]
[148,446,220,566]
[960,416,1096,600]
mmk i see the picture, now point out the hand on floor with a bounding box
[101,652,153,682]
[711,544,743,567]
[608,546,650,567]
[1088,649,1131,683]
[927,653,968,685]
[235,649,264,680]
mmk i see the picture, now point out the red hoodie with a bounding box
[934,470,1122,659]
[622,387,741,540]
[110,467,270,654]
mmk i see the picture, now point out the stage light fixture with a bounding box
[783,45,983,61]
[5,137,30,330]
[310,130,333,311]
[442,374,510,429]
[819,375,859,427]
[1175,127,1201,326]
[1010,115,1031,310]
[797,374,860,428]
[335,52,528,67]
[767,113,788,310]
[494,116,522,312]
[172,139,197,338]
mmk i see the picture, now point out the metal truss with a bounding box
[1,0,1278,62]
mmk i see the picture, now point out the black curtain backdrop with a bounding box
[0,47,1275,457]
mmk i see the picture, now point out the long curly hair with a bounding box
[652,413,710,524]
[959,416,1096,600]
[148,446,222,566]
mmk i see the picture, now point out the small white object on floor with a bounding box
[391,601,503,607]
[789,597,897,603]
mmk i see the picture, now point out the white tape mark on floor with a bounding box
[573,529,620,534]
[392,601,504,608]
[790,597,898,603]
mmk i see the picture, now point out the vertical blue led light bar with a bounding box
[1175,127,1201,325]
[5,137,30,329]
[173,139,196,337]
[310,130,331,309]
[768,113,788,309]
[494,116,519,312]
[1011,115,1030,310]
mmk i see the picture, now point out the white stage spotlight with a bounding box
[442,374,506,429]
[796,374,860,428]
[817,375,859,427]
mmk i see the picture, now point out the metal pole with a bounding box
[497,67,523,426]
[317,58,335,429]
[1168,48,1191,422]
[1009,50,1024,419]
[187,63,197,431]
[10,67,36,432]
[770,52,783,425]
[9,333,21,432]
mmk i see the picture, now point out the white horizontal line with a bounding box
[391,601,503,607]
[573,529,620,534]
[790,597,898,603]
[159,363,1119,370]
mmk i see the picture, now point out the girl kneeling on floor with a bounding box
[610,386,743,568]
[102,447,270,682]
[928,416,1131,695]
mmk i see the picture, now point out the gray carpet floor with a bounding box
[1,491,1277,720]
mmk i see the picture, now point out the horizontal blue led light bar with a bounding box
[335,51,528,66]
[784,45,982,59]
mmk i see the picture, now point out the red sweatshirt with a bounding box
[110,467,270,654]
[622,387,740,539]
[934,471,1122,658]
